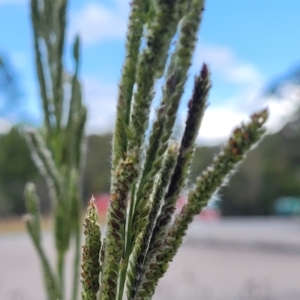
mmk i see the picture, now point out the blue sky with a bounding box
[1,0,300,143]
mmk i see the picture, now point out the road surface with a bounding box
[1,218,300,300]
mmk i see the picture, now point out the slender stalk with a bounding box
[117,184,136,300]
[57,252,65,300]
[24,216,60,300]
[36,241,61,300]
[72,216,81,300]
[24,183,60,300]
[71,186,82,300]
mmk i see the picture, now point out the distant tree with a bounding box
[220,117,300,216]
[82,134,112,200]
[0,55,21,119]
[0,126,38,215]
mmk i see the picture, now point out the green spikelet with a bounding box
[136,64,210,299]
[166,109,269,247]
[77,0,271,299]
[113,0,148,168]
[133,69,184,238]
[24,129,62,202]
[101,151,138,300]
[126,143,178,300]
[81,198,102,300]
[140,109,269,297]
[130,0,206,241]
[128,0,183,153]
[24,182,41,242]
[153,63,210,232]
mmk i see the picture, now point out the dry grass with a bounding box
[0,211,107,234]
[0,216,52,234]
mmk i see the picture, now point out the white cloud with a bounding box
[69,2,128,45]
[195,84,300,145]
[83,78,118,134]
[196,104,248,145]
[194,43,264,86]
[0,118,12,133]
[263,85,300,133]
[189,43,269,145]
[11,51,27,69]
[78,32,298,145]
[82,76,300,146]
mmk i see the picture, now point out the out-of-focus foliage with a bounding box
[1,114,300,217]
[82,114,300,217]
[220,115,300,216]
[0,55,21,118]
[188,111,300,216]
[82,134,111,200]
[0,127,38,215]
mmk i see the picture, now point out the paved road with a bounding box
[1,218,300,300]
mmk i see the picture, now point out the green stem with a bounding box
[57,252,65,300]
[71,214,81,300]
[37,244,61,300]
[117,185,136,300]
[25,218,60,300]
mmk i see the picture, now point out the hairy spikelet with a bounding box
[126,143,178,300]
[101,151,139,300]
[113,0,149,168]
[140,109,269,296]
[128,0,183,153]
[136,63,210,299]
[74,0,271,299]
[81,199,102,300]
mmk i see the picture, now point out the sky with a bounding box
[0,0,300,144]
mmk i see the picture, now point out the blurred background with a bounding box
[1,0,300,299]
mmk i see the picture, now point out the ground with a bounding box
[1,218,300,300]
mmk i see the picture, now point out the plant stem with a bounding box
[71,211,81,300]
[117,185,136,300]
[57,252,65,300]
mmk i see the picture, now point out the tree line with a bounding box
[0,113,299,217]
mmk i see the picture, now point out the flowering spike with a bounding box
[142,109,269,291]
[81,198,102,300]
